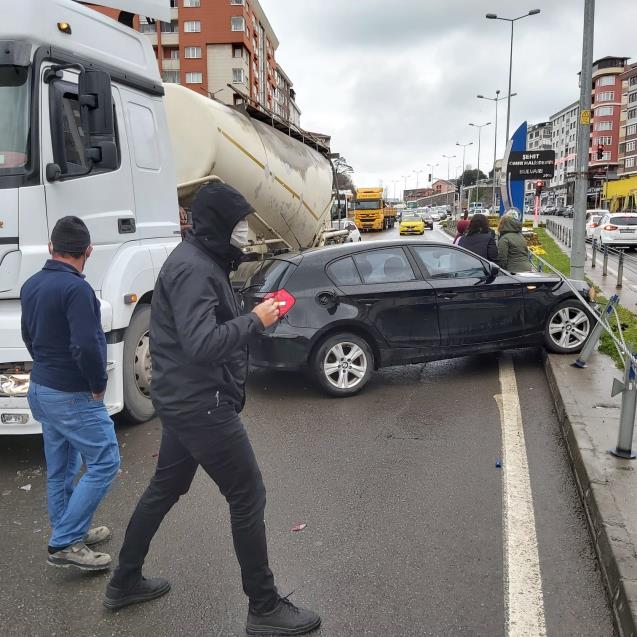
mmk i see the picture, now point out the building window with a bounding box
[162,71,180,83]
[595,121,613,131]
[626,141,637,153]
[184,20,201,32]
[596,106,614,116]
[596,136,612,146]
[233,45,245,59]
[597,75,615,87]
[170,0,178,7]
[184,47,201,59]
[139,20,156,33]
[160,20,178,32]
[630,93,637,104]
[630,76,637,87]
[629,108,637,121]
[186,72,202,84]
[601,151,611,161]
[597,91,614,102]
[231,16,245,31]
[232,68,245,84]
[626,157,636,169]
[230,0,245,4]
[184,0,201,6]
[627,124,637,136]
[166,48,179,59]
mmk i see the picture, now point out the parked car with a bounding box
[585,214,603,241]
[416,212,434,230]
[563,206,574,218]
[430,212,441,222]
[239,241,594,396]
[331,219,362,242]
[592,212,637,248]
[399,214,425,236]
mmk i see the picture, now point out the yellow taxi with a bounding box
[399,213,425,235]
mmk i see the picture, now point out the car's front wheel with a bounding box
[311,333,374,397]
[544,300,593,354]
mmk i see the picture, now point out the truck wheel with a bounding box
[311,333,374,397]
[121,304,155,423]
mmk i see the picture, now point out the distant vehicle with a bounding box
[563,206,574,218]
[353,188,397,232]
[331,220,362,242]
[430,212,441,222]
[415,211,434,230]
[592,212,637,247]
[468,203,484,215]
[399,214,425,236]
[586,208,607,221]
[239,241,594,396]
[585,215,603,241]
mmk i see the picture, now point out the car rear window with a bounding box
[327,257,362,285]
[243,259,294,292]
[611,216,637,226]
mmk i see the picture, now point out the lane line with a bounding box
[497,354,547,637]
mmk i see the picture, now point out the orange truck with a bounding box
[353,188,397,231]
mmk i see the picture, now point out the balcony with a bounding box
[160,32,179,46]
[171,7,178,20]
[143,32,158,46]
[162,59,180,71]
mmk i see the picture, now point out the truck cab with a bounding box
[0,0,180,433]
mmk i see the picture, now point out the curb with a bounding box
[543,351,637,637]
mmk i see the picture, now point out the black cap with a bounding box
[51,216,91,253]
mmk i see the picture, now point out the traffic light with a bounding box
[597,144,604,160]
[535,180,544,197]
[428,173,432,182]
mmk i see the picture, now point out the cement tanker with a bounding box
[164,84,334,252]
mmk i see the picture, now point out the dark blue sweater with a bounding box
[20,260,107,394]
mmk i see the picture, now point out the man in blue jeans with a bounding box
[21,216,120,571]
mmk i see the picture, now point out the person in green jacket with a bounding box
[497,215,532,273]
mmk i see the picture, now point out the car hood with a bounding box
[513,271,589,292]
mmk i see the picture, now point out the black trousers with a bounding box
[110,405,278,613]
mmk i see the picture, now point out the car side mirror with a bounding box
[485,264,500,283]
[78,69,118,170]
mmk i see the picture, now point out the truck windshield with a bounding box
[355,201,381,210]
[0,65,30,174]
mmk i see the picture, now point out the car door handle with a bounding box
[440,292,458,300]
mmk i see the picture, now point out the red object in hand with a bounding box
[264,289,296,317]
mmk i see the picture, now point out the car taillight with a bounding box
[591,223,599,228]
[604,224,618,231]
[264,289,296,317]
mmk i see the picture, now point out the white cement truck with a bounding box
[0,0,334,434]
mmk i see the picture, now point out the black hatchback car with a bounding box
[239,241,593,397]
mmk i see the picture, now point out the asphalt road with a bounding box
[0,224,615,636]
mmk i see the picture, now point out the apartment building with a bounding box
[525,121,552,197]
[619,63,637,177]
[89,0,301,124]
[548,101,579,205]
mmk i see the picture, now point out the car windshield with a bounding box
[611,216,637,226]
[402,214,420,222]
[355,201,381,210]
[590,216,602,224]
[0,65,30,175]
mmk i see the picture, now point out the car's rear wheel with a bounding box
[311,333,374,397]
[544,300,593,354]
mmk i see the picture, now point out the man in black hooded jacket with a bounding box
[104,182,321,636]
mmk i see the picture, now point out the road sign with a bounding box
[580,109,591,125]
[507,150,556,180]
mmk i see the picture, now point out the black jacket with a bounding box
[458,231,498,262]
[150,182,263,418]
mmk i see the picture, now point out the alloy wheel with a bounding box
[133,331,152,398]
[548,307,590,350]
[323,342,368,390]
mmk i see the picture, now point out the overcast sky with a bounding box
[260,0,637,197]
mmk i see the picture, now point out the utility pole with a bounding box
[442,154,456,208]
[470,122,491,205]
[456,142,473,215]
[571,0,595,281]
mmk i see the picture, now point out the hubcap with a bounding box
[548,307,590,350]
[133,331,152,398]
[323,342,368,390]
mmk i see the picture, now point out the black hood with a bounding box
[186,181,254,267]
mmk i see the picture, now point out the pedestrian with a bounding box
[21,216,120,571]
[454,212,470,244]
[458,214,498,261]
[497,214,532,273]
[104,182,321,636]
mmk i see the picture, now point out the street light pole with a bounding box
[486,10,541,143]
[571,0,595,281]
[469,122,491,205]
[442,154,456,208]
[413,169,426,189]
[456,142,473,215]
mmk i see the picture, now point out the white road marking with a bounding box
[497,354,547,637]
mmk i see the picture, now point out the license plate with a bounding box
[620,229,635,234]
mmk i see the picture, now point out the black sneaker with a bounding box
[246,597,321,636]
[103,576,171,610]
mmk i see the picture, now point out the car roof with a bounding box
[609,212,637,216]
[297,240,458,263]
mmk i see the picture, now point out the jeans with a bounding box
[28,382,120,548]
[110,405,278,613]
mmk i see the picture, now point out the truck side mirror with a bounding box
[78,69,118,170]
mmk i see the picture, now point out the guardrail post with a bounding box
[617,251,625,289]
[591,238,597,268]
[610,355,637,459]
[573,294,620,368]
[603,245,609,276]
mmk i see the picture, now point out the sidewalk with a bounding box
[544,350,637,637]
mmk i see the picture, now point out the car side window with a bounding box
[327,257,362,285]
[412,246,487,279]
[353,248,415,284]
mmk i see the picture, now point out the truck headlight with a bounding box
[0,374,30,397]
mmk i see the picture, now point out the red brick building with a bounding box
[87,0,300,122]
[619,63,637,177]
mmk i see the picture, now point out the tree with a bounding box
[458,168,488,187]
